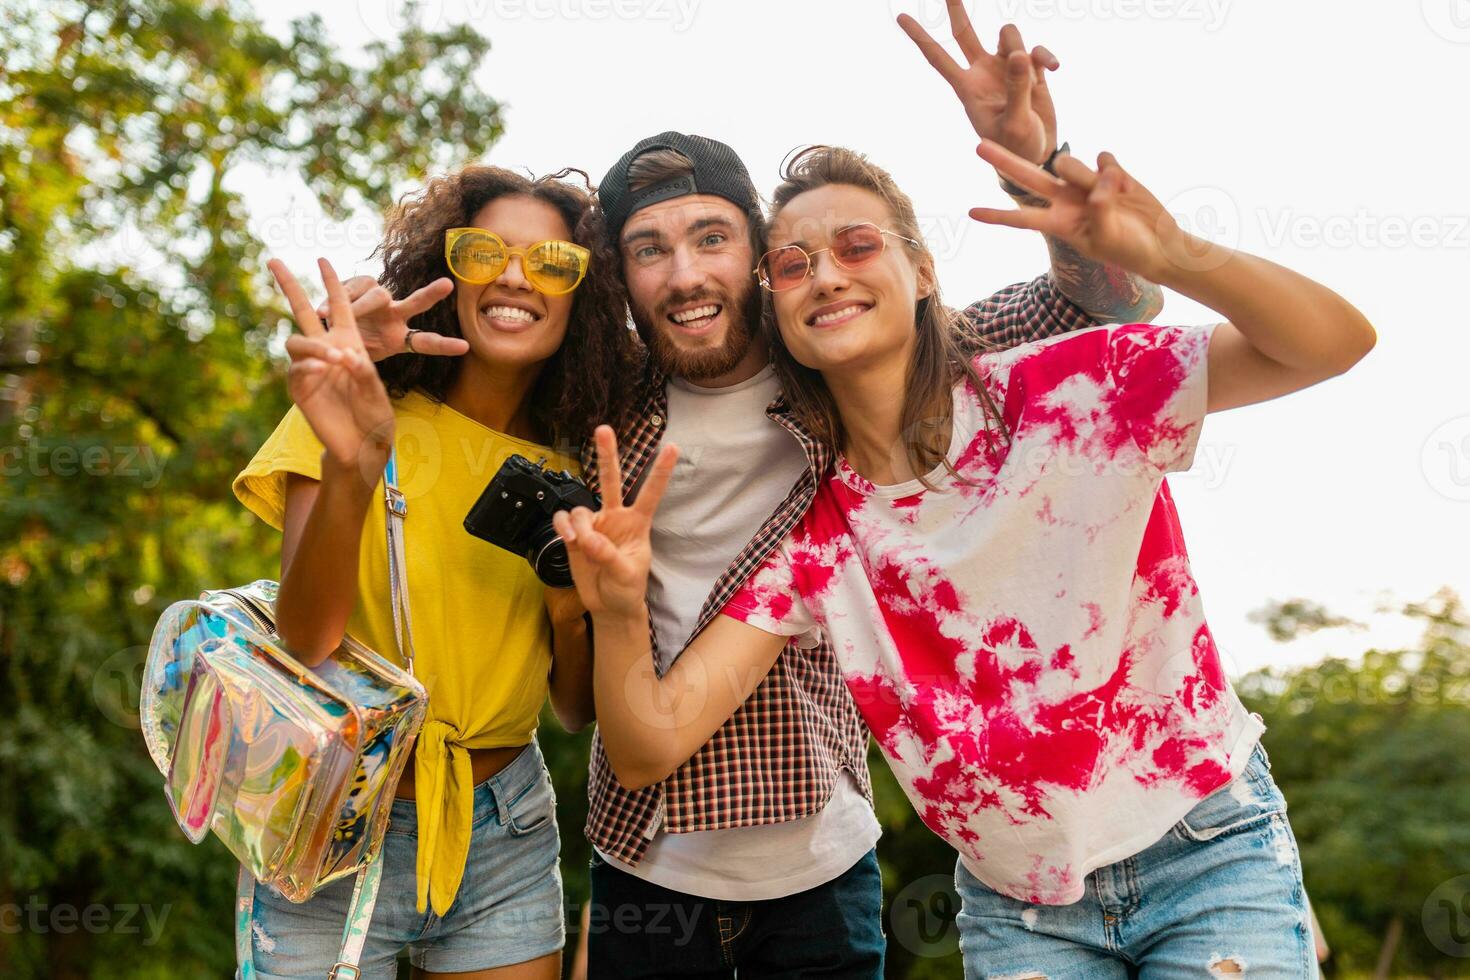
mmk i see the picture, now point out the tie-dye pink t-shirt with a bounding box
[721,323,1264,905]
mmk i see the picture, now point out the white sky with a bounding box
[244,0,1470,676]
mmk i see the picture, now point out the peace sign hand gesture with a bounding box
[313,275,467,362]
[969,140,1191,286]
[268,257,396,475]
[898,3,1060,166]
[551,426,680,619]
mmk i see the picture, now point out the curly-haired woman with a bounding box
[232,166,638,979]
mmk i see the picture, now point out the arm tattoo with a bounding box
[1005,182,1164,324]
[1046,234,1164,324]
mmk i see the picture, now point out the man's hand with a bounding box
[898,3,1060,165]
[551,425,679,620]
[312,274,467,361]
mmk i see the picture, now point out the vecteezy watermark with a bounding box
[252,206,384,257]
[997,439,1237,490]
[1246,664,1470,711]
[1422,416,1470,502]
[889,874,962,958]
[620,656,710,732]
[1422,0,1470,43]
[93,646,148,730]
[1164,187,1470,254]
[997,0,1230,30]
[1176,441,1238,491]
[0,443,165,488]
[917,212,985,266]
[356,0,449,42]
[1160,186,1241,272]
[0,900,171,946]
[584,900,700,944]
[356,0,700,42]
[1256,209,1470,251]
[1424,875,1470,957]
[889,0,1230,33]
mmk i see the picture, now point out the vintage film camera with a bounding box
[464,454,599,589]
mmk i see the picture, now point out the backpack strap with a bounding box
[236,448,412,979]
[234,859,385,980]
[382,448,417,676]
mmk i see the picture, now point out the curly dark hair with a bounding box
[373,165,640,448]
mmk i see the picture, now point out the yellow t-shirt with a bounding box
[233,390,578,915]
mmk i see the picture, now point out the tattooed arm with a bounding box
[1005,167,1163,324]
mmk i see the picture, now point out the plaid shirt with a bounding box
[582,274,1103,865]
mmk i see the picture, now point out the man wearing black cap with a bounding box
[575,26,1159,980]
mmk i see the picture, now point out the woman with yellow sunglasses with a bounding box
[232,166,638,979]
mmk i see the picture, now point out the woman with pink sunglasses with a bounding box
[552,130,1371,977]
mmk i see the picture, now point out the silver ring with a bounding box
[404,329,421,354]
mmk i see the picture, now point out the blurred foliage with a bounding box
[1238,590,1470,978]
[0,0,500,975]
[2,2,1466,979]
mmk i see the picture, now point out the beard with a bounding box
[630,278,764,383]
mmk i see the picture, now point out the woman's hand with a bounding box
[898,6,1059,166]
[315,275,467,362]
[551,425,679,620]
[544,585,588,628]
[969,140,1191,284]
[268,258,396,473]
[545,584,595,733]
[972,141,1376,414]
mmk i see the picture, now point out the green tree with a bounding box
[1238,590,1470,978]
[0,2,502,975]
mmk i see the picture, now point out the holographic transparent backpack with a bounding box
[141,453,427,978]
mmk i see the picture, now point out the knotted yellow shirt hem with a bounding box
[413,719,531,915]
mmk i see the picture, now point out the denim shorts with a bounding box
[244,740,565,979]
[954,742,1318,979]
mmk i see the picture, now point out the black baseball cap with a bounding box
[598,131,764,245]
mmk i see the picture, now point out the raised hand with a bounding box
[551,425,679,619]
[969,140,1198,285]
[312,274,466,362]
[268,258,396,473]
[898,4,1060,165]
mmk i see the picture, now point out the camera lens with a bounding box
[528,520,574,590]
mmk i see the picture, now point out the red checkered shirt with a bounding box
[582,274,1102,865]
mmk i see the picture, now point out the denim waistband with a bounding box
[388,740,545,834]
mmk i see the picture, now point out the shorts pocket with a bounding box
[384,802,417,837]
[1173,745,1285,843]
[505,766,557,837]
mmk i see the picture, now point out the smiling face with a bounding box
[620,194,763,384]
[451,194,576,370]
[765,183,934,379]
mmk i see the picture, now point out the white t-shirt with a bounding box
[601,364,880,901]
[724,324,1264,906]
[599,771,877,901]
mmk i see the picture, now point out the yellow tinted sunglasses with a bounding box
[444,228,591,295]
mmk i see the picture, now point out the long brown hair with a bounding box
[764,146,1008,488]
[374,165,639,448]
